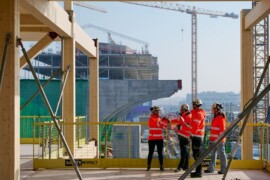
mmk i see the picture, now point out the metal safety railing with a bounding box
[20,119,269,166]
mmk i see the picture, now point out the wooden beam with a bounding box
[20,0,72,37]
[75,24,96,58]
[20,27,52,32]
[48,0,258,1]
[20,33,57,68]
[240,9,254,160]
[245,0,270,30]
[20,0,97,58]
[0,0,20,179]
[62,0,76,155]
[89,39,99,157]
[20,14,45,27]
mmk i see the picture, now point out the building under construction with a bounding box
[22,42,159,81]
[21,42,178,121]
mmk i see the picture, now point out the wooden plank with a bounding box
[0,0,20,179]
[240,9,254,160]
[245,0,270,30]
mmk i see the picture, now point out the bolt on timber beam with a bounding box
[17,38,83,180]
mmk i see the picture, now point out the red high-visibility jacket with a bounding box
[148,114,168,140]
[209,112,226,142]
[190,109,206,138]
[171,111,192,139]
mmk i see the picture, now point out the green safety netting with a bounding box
[20,79,89,138]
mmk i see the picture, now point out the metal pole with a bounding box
[179,83,270,180]
[0,33,11,92]
[222,56,270,179]
[54,66,70,115]
[42,125,45,159]
[20,68,62,111]
[18,39,83,180]
[104,124,107,158]
[49,124,52,159]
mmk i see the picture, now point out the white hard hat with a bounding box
[192,98,202,106]
[180,103,189,110]
[212,103,223,110]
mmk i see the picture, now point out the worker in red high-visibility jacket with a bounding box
[147,106,169,171]
[171,103,192,172]
[204,103,227,175]
[190,98,206,178]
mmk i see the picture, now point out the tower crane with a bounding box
[74,1,107,13]
[125,2,238,100]
[81,23,150,54]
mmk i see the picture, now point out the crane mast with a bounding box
[125,2,238,100]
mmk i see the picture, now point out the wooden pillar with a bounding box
[0,0,20,179]
[240,9,254,160]
[89,39,99,156]
[62,1,75,154]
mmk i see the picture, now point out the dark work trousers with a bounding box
[191,136,203,174]
[177,135,190,170]
[147,139,164,167]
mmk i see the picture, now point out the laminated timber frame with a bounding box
[0,0,269,179]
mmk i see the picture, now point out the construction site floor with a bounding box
[20,145,270,180]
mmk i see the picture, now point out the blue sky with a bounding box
[73,1,252,98]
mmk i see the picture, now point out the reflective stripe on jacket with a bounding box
[209,113,226,142]
[190,109,206,138]
[171,112,192,139]
[148,114,168,140]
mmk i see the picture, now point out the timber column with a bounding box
[62,1,76,154]
[0,0,20,179]
[240,9,254,160]
[89,39,99,157]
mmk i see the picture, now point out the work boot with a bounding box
[204,169,213,173]
[146,165,151,171]
[160,165,164,171]
[190,172,202,178]
[217,171,224,174]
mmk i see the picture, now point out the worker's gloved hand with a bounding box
[162,116,170,124]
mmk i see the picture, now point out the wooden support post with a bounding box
[0,0,20,179]
[241,9,254,160]
[62,0,75,155]
[89,39,99,157]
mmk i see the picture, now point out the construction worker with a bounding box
[171,103,192,172]
[147,106,170,171]
[204,103,227,174]
[190,98,206,178]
